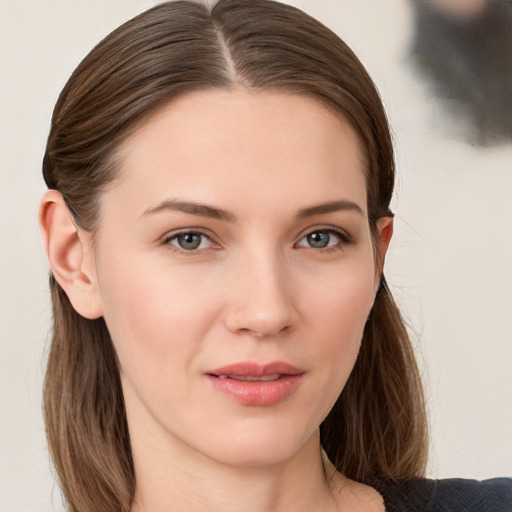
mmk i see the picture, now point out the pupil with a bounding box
[179,233,201,250]
[307,231,329,248]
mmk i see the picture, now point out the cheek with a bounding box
[95,251,221,378]
[302,260,376,409]
[305,256,376,341]
[95,256,225,437]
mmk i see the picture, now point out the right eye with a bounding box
[164,231,213,252]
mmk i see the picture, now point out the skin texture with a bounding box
[40,90,391,511]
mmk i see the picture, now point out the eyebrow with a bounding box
[296,200,364,218]
[142,198,363,222]
[142,200,237,222]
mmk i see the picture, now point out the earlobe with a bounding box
[39,190,103,319]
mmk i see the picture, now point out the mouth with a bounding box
[216,373,282,382]
[205,362,304,406]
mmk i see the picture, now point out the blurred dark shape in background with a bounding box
[410,0,512,146]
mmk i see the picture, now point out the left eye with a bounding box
[166,232,212,251]
[297,229,343,249]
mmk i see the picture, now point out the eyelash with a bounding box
[295,227,353,252]
[162,230,217,255]
[162,227,353,255]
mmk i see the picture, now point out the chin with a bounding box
[196,417,319,468]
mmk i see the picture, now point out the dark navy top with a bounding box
[372,477,512,512]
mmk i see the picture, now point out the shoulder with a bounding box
[371,476,512,512]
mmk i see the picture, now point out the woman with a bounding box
[38,1,511,511]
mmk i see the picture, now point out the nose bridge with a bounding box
[226,243,298,337]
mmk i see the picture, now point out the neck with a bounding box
[130,430,339,512]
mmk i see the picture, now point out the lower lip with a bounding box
[206,374,303,406]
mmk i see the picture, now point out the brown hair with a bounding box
[42,1,428,511]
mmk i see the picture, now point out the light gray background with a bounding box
[1,1,511,510]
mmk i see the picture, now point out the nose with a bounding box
[224,251,299,338]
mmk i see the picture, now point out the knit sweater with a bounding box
[372,477,512,512]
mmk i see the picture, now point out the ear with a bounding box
[374,216,394,287]
[39,190,103,319]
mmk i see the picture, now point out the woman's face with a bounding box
[85,90,391,467]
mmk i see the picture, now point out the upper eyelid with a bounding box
[296,225,352,241]
[162,227,215,242]
[160,229,219,250]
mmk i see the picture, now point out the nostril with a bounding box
[228,320,295,339]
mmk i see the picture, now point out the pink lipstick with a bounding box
[206,362,304,406]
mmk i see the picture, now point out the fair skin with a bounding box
[40,90,392,512]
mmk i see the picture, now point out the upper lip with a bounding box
[206,361,303,377]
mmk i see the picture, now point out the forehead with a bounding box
[110,89,367,218]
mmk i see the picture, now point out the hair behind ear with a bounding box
[321,278,428,482]
[44,276,134,512]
